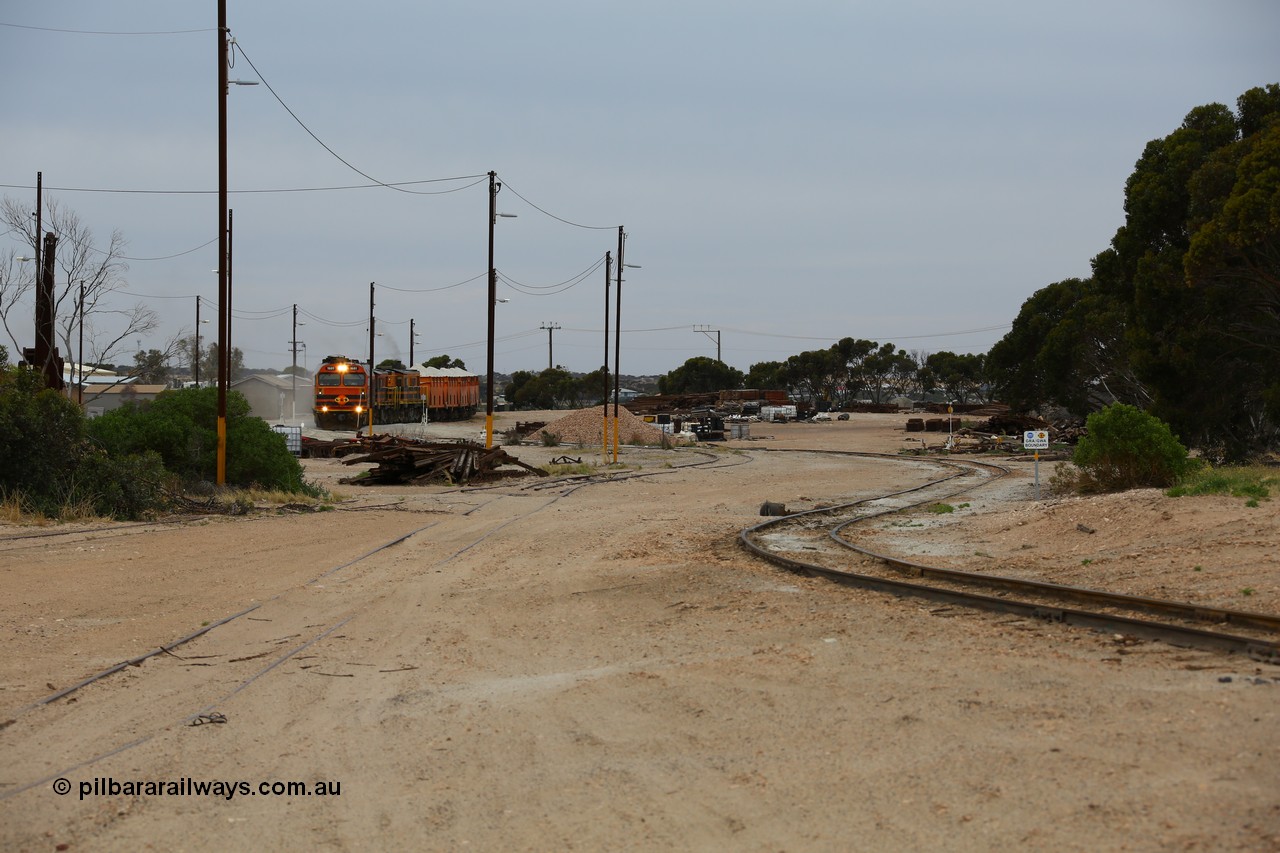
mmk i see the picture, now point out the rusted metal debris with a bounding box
[336,435,548,486]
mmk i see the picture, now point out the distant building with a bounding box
[82,384,167,417]
[232,374,302,423]
[62,363,130,387]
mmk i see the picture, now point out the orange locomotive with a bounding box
[312,355,480,431]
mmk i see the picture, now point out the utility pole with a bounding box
[33,172,42,280]
[409,317,416,368]
[367,282,375,436]
[194,296,202,386]
[226,208,234,386]
[77,281,85,397]
[540,322,561,370]
[486,171,497,449]
[291,303,300,421]
[694,325,721,362]
[602,251,611,460]
[612,227,624,463]
[216,0,228,484]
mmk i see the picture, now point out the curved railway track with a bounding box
[741,451,1280,663]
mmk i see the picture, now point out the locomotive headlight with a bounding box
[321,405,329,413]
[355,405,363,414]
[336,363,349,373]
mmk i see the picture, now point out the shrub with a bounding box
[1165,465,1274,501]
[88,386,307,491]
[0,367,94,517]
[1066,403,1196,493]
[72,450,174,520]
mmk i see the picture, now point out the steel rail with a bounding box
[741,452,1280,662]
[833,533,1280,635]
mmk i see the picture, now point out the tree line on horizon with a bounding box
[6,85,1277,462]
[649,83,1280,463]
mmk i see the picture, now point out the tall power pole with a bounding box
[216,0,229,484]
[33,172,42,279]
[612,227,624,462]
[695,324,721,362]
[290,303,301,420]
[540,322,561,370]
[602,251,611,459]
[367,282,375,436]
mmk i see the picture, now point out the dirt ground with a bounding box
[1,411,1278,851]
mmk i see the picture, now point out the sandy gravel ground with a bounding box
[1,412,1278,852]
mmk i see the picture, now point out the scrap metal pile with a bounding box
[330,435,547,486]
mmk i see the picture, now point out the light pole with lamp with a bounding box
[485,171,516,449]
[602,251,612,460]
[290,303,305,420]
[193,296,211,386]
[366,282,375,437]
[77,281,84,398]
[612,227,640,463]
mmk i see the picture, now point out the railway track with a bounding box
[741,452,1280,662]
[0,443,754,801]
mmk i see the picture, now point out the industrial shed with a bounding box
[81,383,167,418]
[232,374,302,423]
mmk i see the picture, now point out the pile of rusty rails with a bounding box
[333,435,548,486]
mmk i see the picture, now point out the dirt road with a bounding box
[2,413,1278,851]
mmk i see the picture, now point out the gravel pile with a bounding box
[538,405,668,446]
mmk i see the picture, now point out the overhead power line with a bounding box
[232,40,487,197]
[497,179,618,231]
[0,176,488,197]
[0,21,212,35]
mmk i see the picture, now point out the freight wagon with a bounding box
[312,355,480,431]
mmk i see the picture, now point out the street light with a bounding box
[485,171,517,449]
[602,250,612,460]
[290,303,305,420]
[366,282,375,437]
[611,224,639,462]
[194,296,211,386]
[77,281,84,397]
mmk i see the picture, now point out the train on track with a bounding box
[312,355,480,431]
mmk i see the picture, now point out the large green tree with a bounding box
[422,354,467,370]
[510,367,578,409]
[657,357,744,395]
[987,84,1280,460]
[926,351,986,404]
[744,360,787,391]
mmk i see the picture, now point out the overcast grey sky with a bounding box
[3,1,1278,377]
